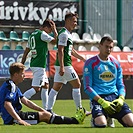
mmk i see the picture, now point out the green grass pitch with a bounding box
[0,99,133,133]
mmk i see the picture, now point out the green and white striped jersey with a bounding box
[55,28,73,66]
[27,29,53,68]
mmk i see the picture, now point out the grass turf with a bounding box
[0,99,133,133]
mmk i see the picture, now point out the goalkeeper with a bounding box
[83,36,133,127]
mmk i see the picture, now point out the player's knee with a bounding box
[77,81,81,88]
[126,120,133,127]
[39,111,51,123]
[94,124,106,128]
[33,87,41,92]
[93,119,107,128]
[73,82,81,88]
[122,113,133,127]
[42,83,49,89]
[45,84,49,89]
[78,83,81,88]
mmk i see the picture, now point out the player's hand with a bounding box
[112,96,124,112]
[98,98,116,114]
[59,66,65,76]
[50,20,56,30]
[18,119,31,126]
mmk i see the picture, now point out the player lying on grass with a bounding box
[0,62,86,126]
[83,36,133,127]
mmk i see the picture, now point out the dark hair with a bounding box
[100,36,113,44]
[9,62,25,76]
[42,19,53,28]
[65,12,78,21]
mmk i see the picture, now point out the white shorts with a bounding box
[54,66,78,84]
[31,67,48,87]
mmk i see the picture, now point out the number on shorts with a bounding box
[28,114,35,119]
[71,72,76,78]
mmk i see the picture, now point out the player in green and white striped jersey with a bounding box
[47,13,90,116]
[21,19,58,110]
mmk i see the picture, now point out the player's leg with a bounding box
[91,94,115,127]
[91,100,107,127]
[47,82,63,113]
[23,67,44,99]
[114,103,133,127]
[41,83,49,110]
[93,115,107,127]
[41,70,49,110]
[69,78,82,109]
[12,111,81,125]
[39,107,86,124]
[66,66,91,116]
[121,113,133,127]
[66,66,82,109]
[47,66,65,113]
[23,87,37,99]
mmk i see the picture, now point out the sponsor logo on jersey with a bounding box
[10,93,14,98]
[99,71,115,81]
[84,67,88,72]
[84,67,90,74]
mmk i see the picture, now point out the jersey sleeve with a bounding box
[5,81,23,101]
[58,33,68,46]
[17,88,23,99]
[26,38,30,48]
[41,31,54,43]
[83,59,99,100]
[116,61,126,97]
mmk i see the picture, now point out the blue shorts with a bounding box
[90,93,132,127]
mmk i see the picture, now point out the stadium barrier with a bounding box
[0,50,133,99]
[0,78,133,99]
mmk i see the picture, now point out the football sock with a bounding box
[72,88,82,109]
[50,115,78,124]
[23,88,36,99]
[47,88,58,110]
[41,88,48,110]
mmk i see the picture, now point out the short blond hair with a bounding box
[9,62,25,76]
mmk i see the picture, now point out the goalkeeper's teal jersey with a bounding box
[83,55,125,100]
[55,28,73,66]
[27,29,53,68]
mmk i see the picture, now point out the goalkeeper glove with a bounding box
[98,98,116,114]
[112,95,124,112]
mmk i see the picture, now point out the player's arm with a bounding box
[21,47,30,64]
[41,20,58,45]
[83,59,116,114]
[58,45,65,76]
[71,48,86,62]
[50,20,58,44]
[112,62,125,112]
[50,37,57,45]
[57,33,67,76]
[21,97,45,112]
[83,59,97,99]
[4,101,30,126]
[116,62,126,97]
[41,30,57,45]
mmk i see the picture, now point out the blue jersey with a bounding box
[83,55,125,100]
[0,80,23,124]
